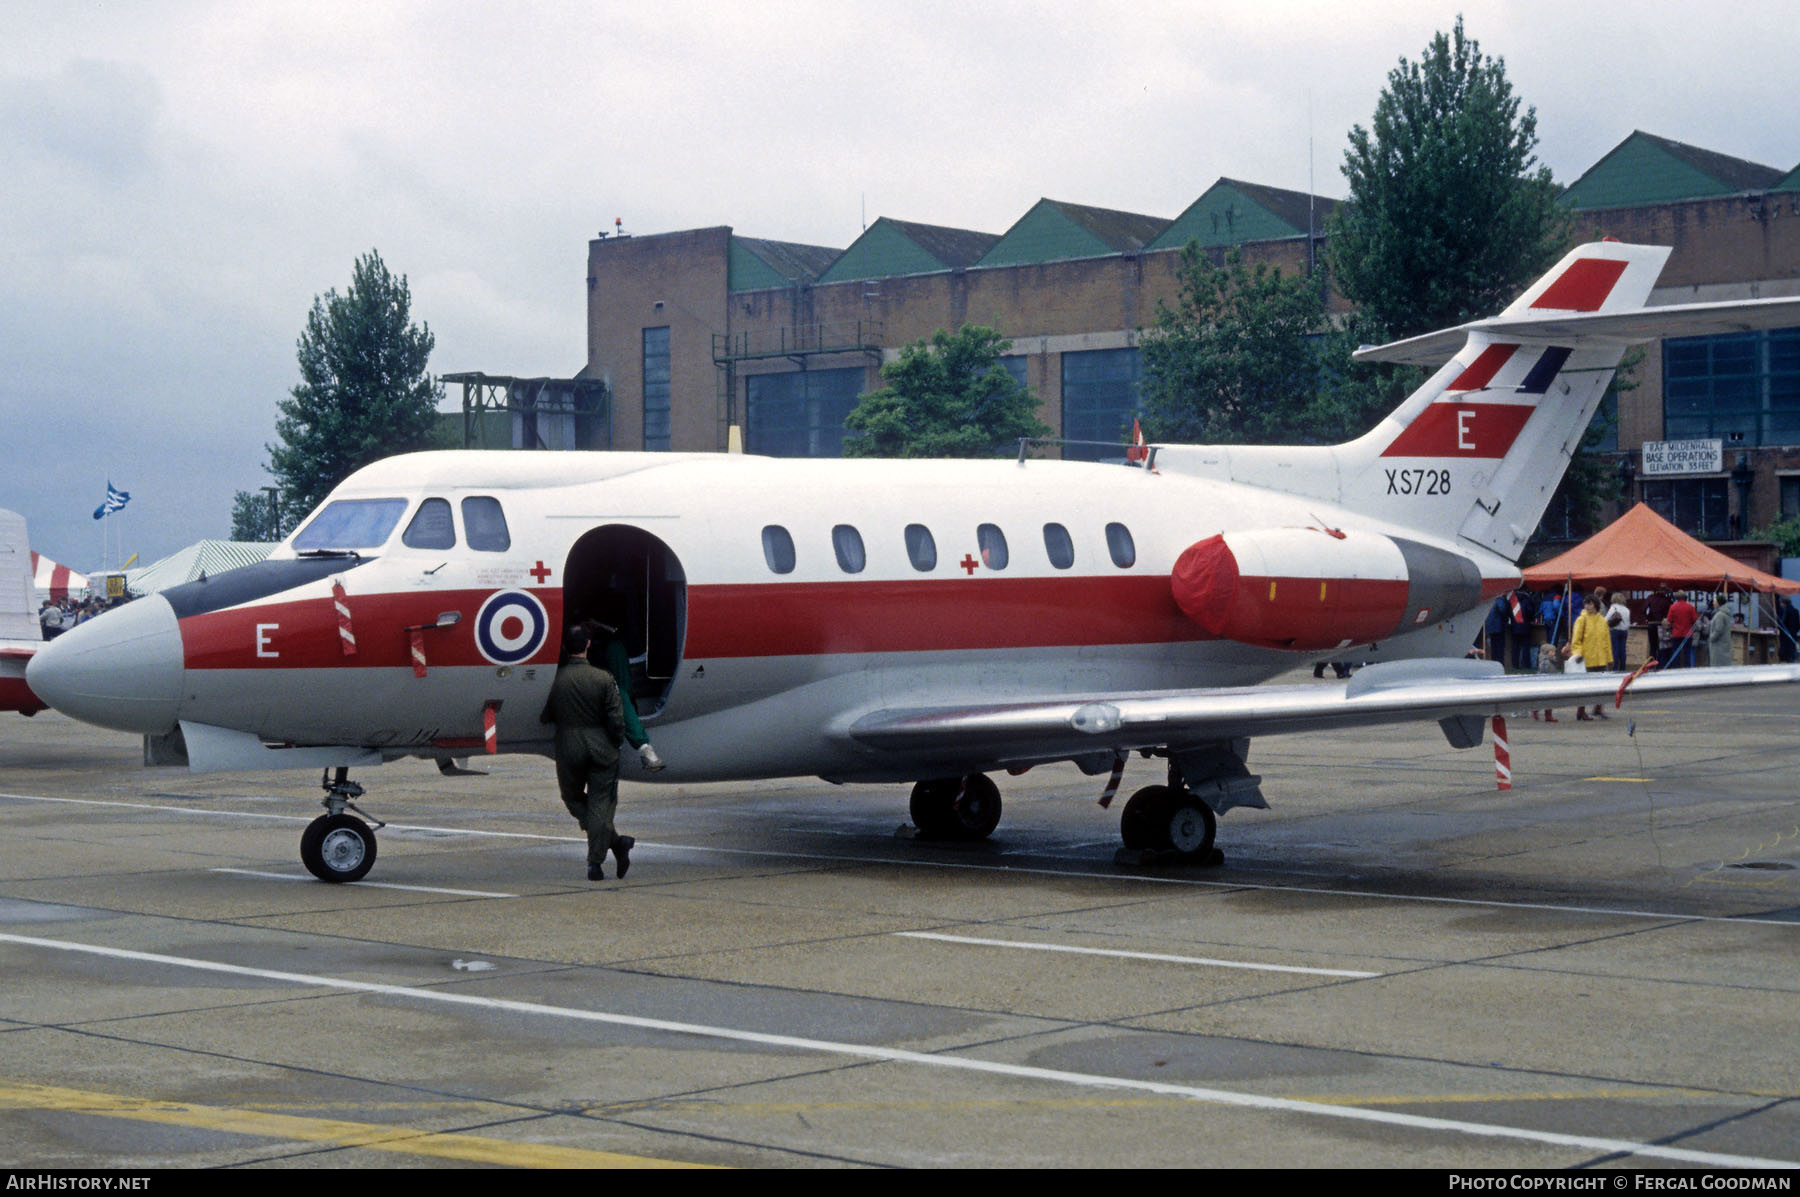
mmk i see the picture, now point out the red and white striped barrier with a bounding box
[1492,715,1511,791]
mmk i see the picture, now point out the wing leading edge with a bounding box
[845,659,1800,765]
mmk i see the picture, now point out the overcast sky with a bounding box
[4,0,1795,571]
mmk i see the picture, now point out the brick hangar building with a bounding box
[550,131,1800,553]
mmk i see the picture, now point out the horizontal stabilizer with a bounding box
[1354,295,1800,368]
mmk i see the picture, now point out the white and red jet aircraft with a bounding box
[26,241,1800,881]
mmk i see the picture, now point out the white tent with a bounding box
[125,540,276,595]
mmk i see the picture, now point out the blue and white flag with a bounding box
[92,481,131,520]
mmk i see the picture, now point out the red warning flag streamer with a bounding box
[1126,419,1148,465]
[482,700,501,754]
[332,581,357,657]
[1096,753,1126,809]
[1616,658,1660,708]
[1492,715,1511,791]
[410,629,428,678]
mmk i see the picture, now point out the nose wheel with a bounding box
[300,768,384,883]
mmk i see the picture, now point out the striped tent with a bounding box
[30,551,88,604]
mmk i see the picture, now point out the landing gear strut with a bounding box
[1117,741,1263,866]
[909,773,1002,840]
[300,767,385,883]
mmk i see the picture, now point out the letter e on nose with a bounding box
[1458,410,1475,451]
[256,624,279,658]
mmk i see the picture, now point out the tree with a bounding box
[237,250,443,535]
[843,324,1047,458]
[1328,16,1572,340]
[1138,245,1329,445]
[229,489,282,542]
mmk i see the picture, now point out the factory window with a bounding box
[761,525,796,575]
[999,356,1028,391]
[905,524,937,572]
[1105,522,1136,568]
[1643,477,1730,540]
[832,524,866,574]
[1783,475,1800,519]
[401,498,456,550]
[1663,327,1800,447]
[977,523,1008,570]
[746,367,865,457]
[643,326,671,451]
[1042,523,1074,569]
[1061,347,1142,462]
[461,497,511,552]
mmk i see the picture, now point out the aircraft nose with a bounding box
[26,595,185,734]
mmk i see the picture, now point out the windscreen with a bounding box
[292,498,409,550]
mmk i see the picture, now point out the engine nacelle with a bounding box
[1171,527,1500,652]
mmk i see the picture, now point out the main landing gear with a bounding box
[908,774,1003,841]
[1118,741,1264,866]
[300,767,385,883]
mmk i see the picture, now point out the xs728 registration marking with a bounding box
[1385,468,1450,496]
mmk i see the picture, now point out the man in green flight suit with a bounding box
[582,618,666,772]
[540,625,633,881]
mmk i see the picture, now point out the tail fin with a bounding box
[1339,240,1668,558]
[1153,241,1800,562]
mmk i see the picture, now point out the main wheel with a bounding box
[1119,785,1216,861]
[909,774,1003,840]
[300,813,377,883]
[1119,785,1173,850]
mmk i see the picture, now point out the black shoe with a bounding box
[587,862,605,881]
[612,835,635,879]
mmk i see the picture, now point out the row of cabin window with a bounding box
[761,522,1136,575]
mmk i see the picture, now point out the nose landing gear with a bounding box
[300,767,385,883]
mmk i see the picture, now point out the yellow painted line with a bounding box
[0,1081,715,1169]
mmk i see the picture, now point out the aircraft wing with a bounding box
[1354,296,1800,368]
[846,659,1800,764]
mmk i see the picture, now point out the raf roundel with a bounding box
[474,590,548,666]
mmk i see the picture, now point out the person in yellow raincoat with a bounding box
[1564,595,1614,722]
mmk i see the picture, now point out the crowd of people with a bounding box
[36,594,129,639]
[1480,583,1800,722]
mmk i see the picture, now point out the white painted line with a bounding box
[208,869,517,899]
[0,931,1788,1170]
[894,932,1381,978]
[6,791,1797,929]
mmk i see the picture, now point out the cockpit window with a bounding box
[461,496,511,552]
[402,498,456,549]
[292,498,408,550]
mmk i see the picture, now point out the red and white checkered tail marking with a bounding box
[482,700,501,754]
[333,581,357,657]
[1492,715,1511,791]
[410,628,427,678]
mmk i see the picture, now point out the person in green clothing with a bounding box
[540,625,633,881]
[581,618,666,772]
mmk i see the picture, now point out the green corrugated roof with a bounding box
[974,199,1168,268]
[1774,164,1800,193]
[816,218,999,284]
[728,236,843,292]
[1562,131,1784,210]
[1149,178,1338,250]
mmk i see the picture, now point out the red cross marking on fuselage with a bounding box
[529,560,552,584]
[960,554,979,575]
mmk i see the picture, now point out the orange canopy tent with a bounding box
[1522,502,1800,595]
